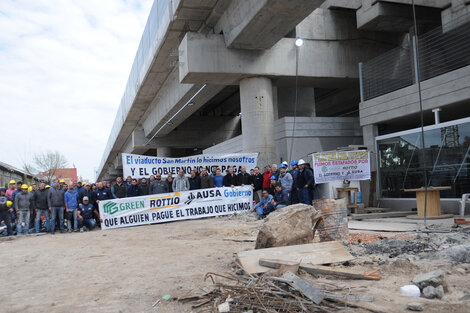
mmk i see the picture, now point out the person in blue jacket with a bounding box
[127,179,142,197]
[213,168,224,187]
[252,189,274,218]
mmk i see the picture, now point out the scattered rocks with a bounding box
[361,239,431,257]
[459,294,470,301]
[412,269,447,291]
[422,285,444,299]
[406,302,423,311]
[437,244,470,263]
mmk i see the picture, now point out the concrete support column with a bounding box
[361,124,379,208]
[240,77,276,167]
[362,124,378,171]
[157,147,171,157]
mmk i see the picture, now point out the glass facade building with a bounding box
[376,118,470,199]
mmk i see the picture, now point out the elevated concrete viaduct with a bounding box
[97,0,469,190]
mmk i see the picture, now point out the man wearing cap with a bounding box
[59,179,65,189]
[289,161,300,204]
[48,179,66,234]
[6,180,16,199]
[79,183,95,205]
[34,183,50,233]
[297,159,314,205]
[15,184,34,235]
[0,188,13,236]
[65,185,79,232]
[77,197,97,231]
[277,164,293,201]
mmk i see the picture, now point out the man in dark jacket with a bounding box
[297,159,314,205]
[48,179,66,234]
[127,179,142,197]
[188,170,201,190]
[96,182,112,202]
[0,188,13,236]
[166,172,174,192]
[34,183,50,233]
[140,178,150,196]
[223,167,238,187]
[79,183,96,205]
[289,160,300,204]
[200,168,213,189]
[111,177,127,199]
[252,166,263,203]
[237,166,252,187]
[149,174,169,194]
[271,183,289,210]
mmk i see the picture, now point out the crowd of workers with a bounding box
[0,158,315,236]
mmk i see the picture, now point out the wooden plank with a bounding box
[350,211,414,220]
[237,241,354,274]
[281,271,324,304]
[348,220,416,232]
[259,258,381,280]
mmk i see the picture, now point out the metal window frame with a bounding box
[375,116,470,200]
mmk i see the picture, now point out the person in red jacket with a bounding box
[262,165,272,190]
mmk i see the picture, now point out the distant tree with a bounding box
[23,151,68,183]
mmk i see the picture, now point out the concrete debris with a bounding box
[437,244,470,263]
[400,285,421,297]
[422,285,444,299]
[255,204,322,249]
[412,269,447,291]
[218,301,230,312]
[360,239,430,257]
[406,302,423,311]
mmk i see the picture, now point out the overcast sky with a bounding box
[0,0,152,180]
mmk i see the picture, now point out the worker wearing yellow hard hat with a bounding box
[28,186,33,192]
[0,187,14,236]
[6,180,17,199]
[16,184,34,235]
[46,185,51,189]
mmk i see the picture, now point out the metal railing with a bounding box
[360,12,470,102]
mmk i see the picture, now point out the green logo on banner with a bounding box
[103,201,119,215]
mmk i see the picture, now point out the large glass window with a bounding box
[377,120,470,198]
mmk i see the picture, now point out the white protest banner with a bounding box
[312,150,371,184]
[99,186,253,230]
[122,153,258,178]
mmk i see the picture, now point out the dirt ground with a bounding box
[1,214,469,313]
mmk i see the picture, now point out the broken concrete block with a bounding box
[412,269,447,291]
[423,285,444,299]
[423,286,436,299]
[406,302,423,311]
[255,204,322,249]
[435,285,444,299]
